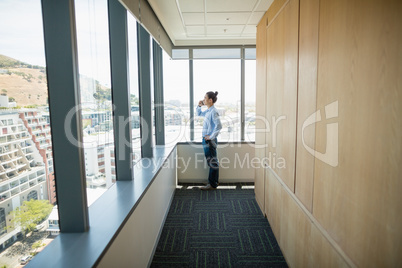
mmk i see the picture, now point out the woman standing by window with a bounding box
[196,91,222,190]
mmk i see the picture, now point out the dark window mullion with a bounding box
[108,0,133,180]
[41,0,89,232]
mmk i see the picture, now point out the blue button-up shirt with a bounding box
[196,105,222,140]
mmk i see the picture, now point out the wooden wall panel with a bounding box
[294,0,319,212]
[309,222,349,268]
[266,0,288,26]
[254,157,265,211]
[313,0,402,266]
[278,174,312,267]
[265,0,299,191]
[265,167,349,267]
[264,167,282,237]
[255,12,269,213]
[256,0,401,266]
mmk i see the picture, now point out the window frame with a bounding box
[169,46,256,142]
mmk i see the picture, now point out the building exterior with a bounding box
[82,133,116,189]
[84,141,109,189]
[19,109,56,205]
[81,110,112,128]
[0,111,48,249]
[97,143,115,188]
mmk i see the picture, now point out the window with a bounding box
[193,59,241,142]
[193,48,241,59]
[169,47,256,142]
[0,0,56,259]
[150,37,156,147]
[27,190,38,201]
[75,0,116,201]
[171,49,189,59]
[127,13,142,164]
[245,56,256,142]
[163,51,190,145]
[0,208,5,235]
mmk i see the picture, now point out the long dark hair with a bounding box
[206,91,218,103]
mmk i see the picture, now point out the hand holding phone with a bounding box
[199,100,204,106]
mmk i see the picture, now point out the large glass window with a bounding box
[0,208,5,236]
[150,37,156,147]
[127,13,142,164]
[193,48,240,59]
[245,58,256,142]
[163,52,190,145]
[193,59,241,142]
[75,0,115,204]
[0,0,56,260]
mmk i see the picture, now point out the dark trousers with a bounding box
[202,138,219,188]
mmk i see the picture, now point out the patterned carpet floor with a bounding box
[151,183,288,267]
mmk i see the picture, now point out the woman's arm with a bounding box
[208,110,222,140]
[196,105,208,117]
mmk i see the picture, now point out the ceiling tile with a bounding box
[148,0,186,42]
[182,12,205,25]
[207,25,244,35]
[206,0,258,12]
[255,0,274,12]
[248,11,265,25]
[186,25,206,36]
[149,0,272,46]
[207,12,250,25]
[242,25,257,35]
[178,0,205,12]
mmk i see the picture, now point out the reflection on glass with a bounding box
[245,59,256,142]
[0,0,57,262]
[128,13,142,164]
[75,0,115,205]
[193,59,241,142]
[163,52,190,145]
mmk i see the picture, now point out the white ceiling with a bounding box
[147,0,273,47]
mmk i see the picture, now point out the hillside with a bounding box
[0,54,45,70]
[0,54,112,107]
[0,54,48,106]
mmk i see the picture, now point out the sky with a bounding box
[0,0,112,86]
[0,0,46,66]
[0,0,256,105]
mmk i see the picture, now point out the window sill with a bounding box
[27,144,176,268]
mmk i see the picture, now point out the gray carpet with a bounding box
[151,183,288,267]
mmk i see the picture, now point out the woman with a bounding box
[196,91,222,190]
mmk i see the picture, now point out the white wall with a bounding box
[177,143,255,183]
[98,148,176,268]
